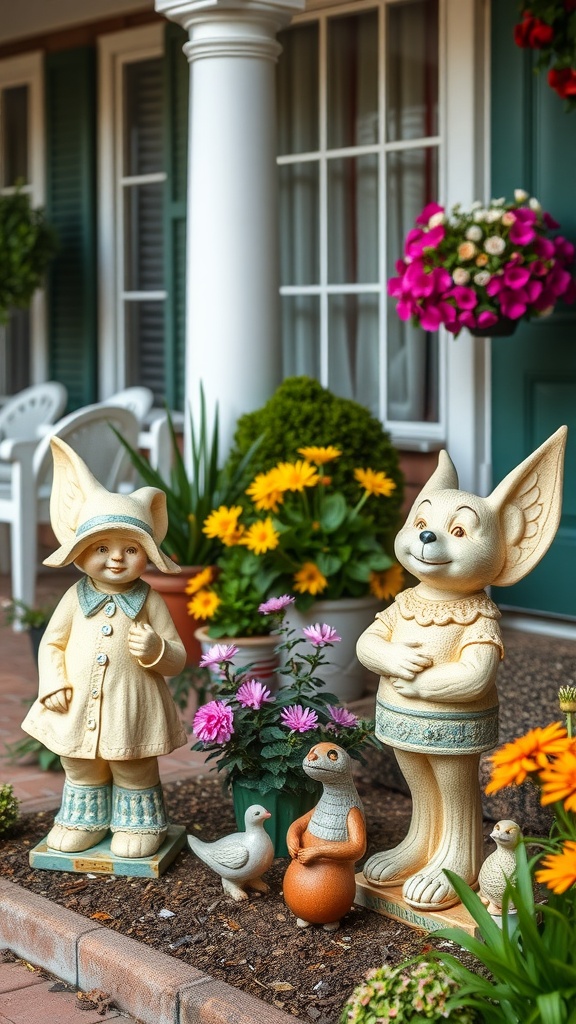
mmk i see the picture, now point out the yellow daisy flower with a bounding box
[485,722,570,794]
[297,446,342,465]
[241,518,280,555]
[354,467,397,498]
[369,564,404,601]
[246,470,284,512]
[535,840,576,894]
[202,505,243,542]
[275,460,319,493]
[187,589,221,620]
[185,566,214,595]
[293,562,328,596]
[539,747,576,812]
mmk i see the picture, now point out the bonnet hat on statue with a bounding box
[43,436,180,574]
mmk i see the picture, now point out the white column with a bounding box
[155,0,304,458]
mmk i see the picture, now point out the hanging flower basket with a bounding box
[514,2,576,111]
[467,317,518,338]
[388,192,576,338]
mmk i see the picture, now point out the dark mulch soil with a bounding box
[0,763,499,1023]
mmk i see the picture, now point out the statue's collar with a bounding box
[77,576,150,619]
[395,587,500,627]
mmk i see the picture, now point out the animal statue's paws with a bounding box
[222,878,249,901]
[363,847,425,887]
[322,921,340,932]
[110,830,166,858]
[46,824,108,852]
[296,918,312,928]
[402,868,459,910]
[246,877,270,894]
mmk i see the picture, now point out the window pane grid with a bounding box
[278,0,441,428]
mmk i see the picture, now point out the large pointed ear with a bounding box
[487,426,567,587]
[404,449,459,520]
[49,436,104,545]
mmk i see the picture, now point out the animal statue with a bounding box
[21,437,187,859]
[478,819,522,915]
[356,427,567,911]
[283,742,366,930]
[187,804,274,901]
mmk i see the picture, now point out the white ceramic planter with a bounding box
[281,595,381,702]
[194,626,279,691]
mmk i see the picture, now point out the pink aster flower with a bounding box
[193,700,234,744]
[199,644,240,668]
[259,595,295,615]
[328,705,359,728]
[281,705,319,733]
[302,623,342,647]
[236,679,273,709]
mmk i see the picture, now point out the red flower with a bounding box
[514,14,554,49]
[548,66,576,98]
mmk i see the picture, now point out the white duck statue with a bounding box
[187,804,274,901]
[478,819,522,915]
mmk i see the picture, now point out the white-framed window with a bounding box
[277,0,447,440]
[0,51,46,394]
[98,24,167,403]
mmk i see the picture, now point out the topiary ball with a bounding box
[340,961,478,1024]
[227,377,404,542]
[0,783,19,835]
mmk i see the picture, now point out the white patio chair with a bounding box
[102,386,154,424]
[0,381,68,444]
[0,403,140,621]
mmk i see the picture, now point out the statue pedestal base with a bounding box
[29,824,186,878]
[354,873,479,936]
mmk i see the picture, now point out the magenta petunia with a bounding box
[503,265,530,290]
[450,286,478,311]
[553,236,575,262]
[404,262,434,298]
[193,700,234,744]
[328,705,359,728]
[543,211,560,230]
[259,595,295,615]
[499,288,527,319]
[476,310,499,329]
[509,222,535,246]
[236,679,273,709]
[397,297,417,320]
[533,236,555,260]
[302,623,342,647]
[280,705,319,733]
[419,305,443,331]
[416,201,444,225]
[199,644,240,668]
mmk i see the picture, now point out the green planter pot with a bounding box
[232,782,321,858]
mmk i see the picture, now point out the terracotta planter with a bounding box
[281,595,382,702]
[232,782,320,858]
[194,626,279,690]
[142,565,205,666]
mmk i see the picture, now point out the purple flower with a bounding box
[302,623,342,647]
[193,700,234,744]
[281,705,319,733]
[328,705,359,728]
[259,595,295,615]
[236,679,273,709]
[199,644,239,668]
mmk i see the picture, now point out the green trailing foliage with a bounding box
[0,783,20,834]
[430,847,576,1024]
[226,377,404,543]
[0,187,58,324]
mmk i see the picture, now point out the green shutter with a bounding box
[45,48,97,410]
[163,22,189,411]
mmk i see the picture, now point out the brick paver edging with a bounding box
[0,877,295,1024]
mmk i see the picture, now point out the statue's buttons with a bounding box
[101,624,113,636]
[104,602,116,617]
[91,688,100,699]
[87,719,96,730]
[96,653,108,666]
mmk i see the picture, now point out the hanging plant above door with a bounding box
[513,1,576,110]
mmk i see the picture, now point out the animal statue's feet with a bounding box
[46,824,109,852]
[110,829,166,858]
[322,921,340,932]
[222,878,249,901]
[296,918,312,928]
[246,877,270,894]
[402,867,461,911]
[363,844,428,887]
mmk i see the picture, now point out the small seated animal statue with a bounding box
[283,742,366,931]
[356,427,567,911]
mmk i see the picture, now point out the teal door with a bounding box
[490,1,576,619]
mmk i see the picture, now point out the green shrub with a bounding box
[340,960,478,1024]
[0,783,19,835]
[227,377,404,543]
[0,187,58,324]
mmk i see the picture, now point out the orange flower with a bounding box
[297,446,342,465]
[246,470,284,512]
[241,518,280,555]
[535,840,576,894]
[187,588,221,620]
[202,505,243,543]
[354,468,396,498]
[369,564,404,601]
[485,722,570,794]
[275,460,319,493]
[293,562,328,596]
[185,567,214,595]
[539,746,576,812]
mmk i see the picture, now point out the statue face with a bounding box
[75,531,148,588]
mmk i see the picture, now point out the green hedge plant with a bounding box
[0,186,58,324]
